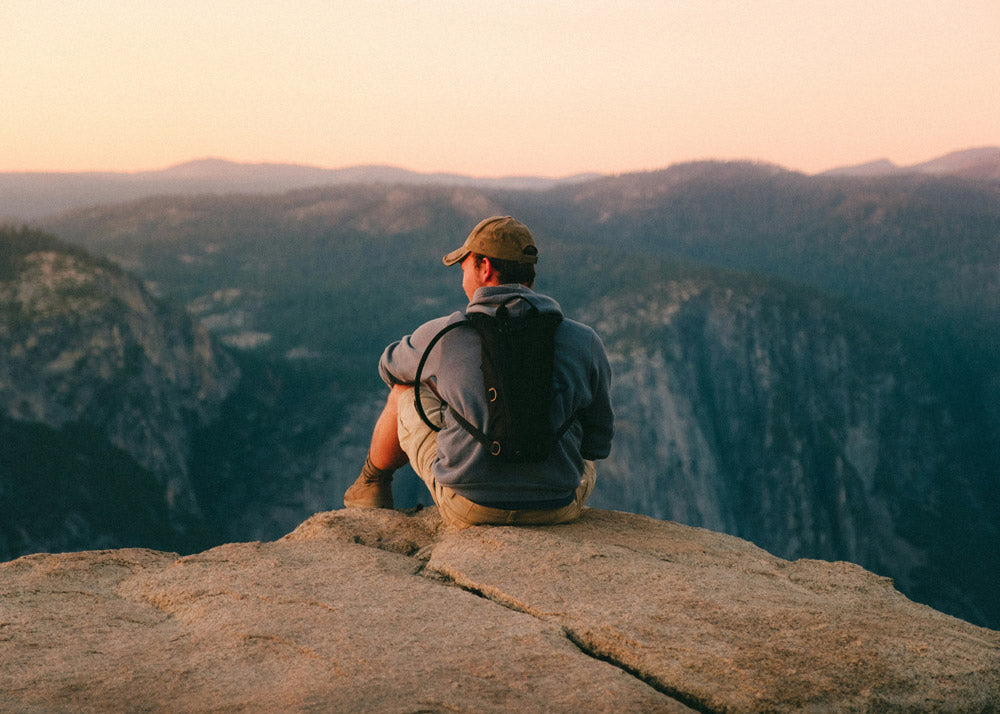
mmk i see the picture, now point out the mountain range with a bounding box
[1,150,999,630]
[821,146,1000,179]
[0,158,600,221]
[2,147,998,221]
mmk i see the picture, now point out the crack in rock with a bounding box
[560,628,717,714]
[278,509,1000,711]
[330,515,706,711]
[422,564,706,712]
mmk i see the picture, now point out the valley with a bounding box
[2,158,998,628]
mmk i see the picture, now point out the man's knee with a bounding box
[368,384,412,471]
[385,383,411,408]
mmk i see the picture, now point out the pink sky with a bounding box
[3,0,999,176]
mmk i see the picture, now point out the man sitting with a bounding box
[344,216,613,528]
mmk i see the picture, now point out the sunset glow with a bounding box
[3,0,999,176]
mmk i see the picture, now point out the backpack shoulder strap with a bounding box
[412,319,487,442]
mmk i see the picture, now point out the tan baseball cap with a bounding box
[442,216,539,266]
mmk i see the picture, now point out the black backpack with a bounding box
[413,296,575,463]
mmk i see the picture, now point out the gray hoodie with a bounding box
[379,284,613,508]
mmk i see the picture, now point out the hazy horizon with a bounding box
[4,1,999,177]
[5,144,1000,180]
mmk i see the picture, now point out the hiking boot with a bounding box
[343,462,395,509]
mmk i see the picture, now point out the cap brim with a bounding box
[442,247,470,266]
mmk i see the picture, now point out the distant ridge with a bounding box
[0,158,602,221]
[912,146,1000,177]
[822,146,1000,180]
[4,147,999,222]
[147,158,603,192]
[820,158,901,177]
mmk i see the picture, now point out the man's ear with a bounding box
[478,256,497,283]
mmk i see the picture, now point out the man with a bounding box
[343,215,613,528]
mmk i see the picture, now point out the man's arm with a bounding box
[578,332,614,460]
[378,313,462,387]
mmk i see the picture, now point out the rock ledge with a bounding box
[2,507,998,712]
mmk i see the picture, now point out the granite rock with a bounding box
[2,507,997,712]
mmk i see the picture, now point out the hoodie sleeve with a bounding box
[378,313,461,387]
[578,331,614,460]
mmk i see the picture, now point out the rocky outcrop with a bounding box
[0,228,240,557]
[0,244,236,483]
[3,507,997,712]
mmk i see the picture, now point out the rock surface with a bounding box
[2,508,998,712]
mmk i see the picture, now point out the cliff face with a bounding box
[2,507,997,713]
[583,277,996,626]
[0,229,239,557]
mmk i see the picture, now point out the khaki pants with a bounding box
[397,387,596,529]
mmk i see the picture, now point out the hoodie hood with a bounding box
[466,284,563,321]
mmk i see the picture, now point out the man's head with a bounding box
[444,216,538,298]
[443,216,538,268]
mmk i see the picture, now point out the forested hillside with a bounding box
[549,163,1000,339]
